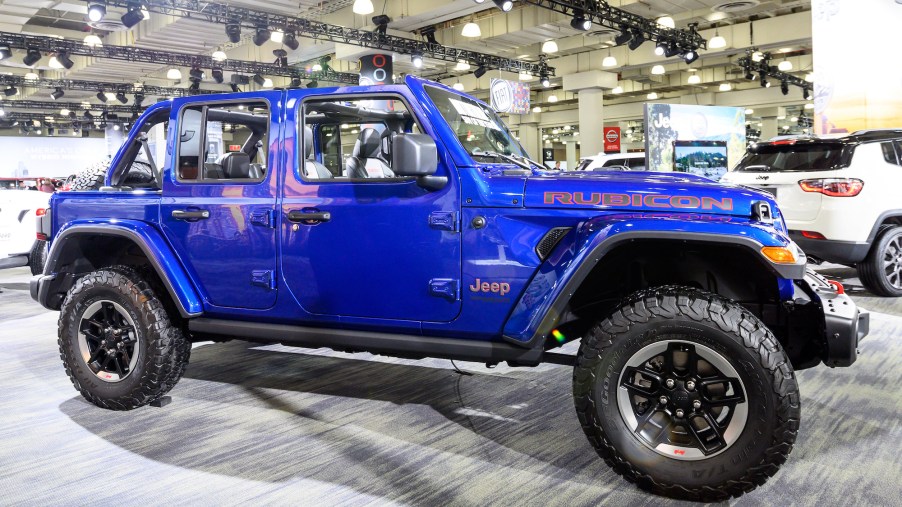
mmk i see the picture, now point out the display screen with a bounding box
[673,140,728,181]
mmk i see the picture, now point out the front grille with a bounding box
[536,227,572,260]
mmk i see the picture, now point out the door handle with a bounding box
[171,209,210,220]
[287,210,331,223]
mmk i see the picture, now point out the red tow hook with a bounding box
[827,280,845,294]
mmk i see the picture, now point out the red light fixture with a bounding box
[798,178,864,197]
[800,230,826,240]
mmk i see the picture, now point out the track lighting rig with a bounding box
[0,100,138,114]
[737,49,811,99]
[89,0,553,77]
[0,75,198,98]
[518,0,706,55]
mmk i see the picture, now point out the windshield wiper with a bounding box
[470,150,531,170]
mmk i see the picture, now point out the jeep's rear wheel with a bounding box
[58,267,189,410]
[573,286,800,502]
[859,225,902,297]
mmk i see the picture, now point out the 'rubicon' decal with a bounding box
[543,192,733,211]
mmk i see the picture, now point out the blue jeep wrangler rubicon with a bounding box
[32,76,868,502]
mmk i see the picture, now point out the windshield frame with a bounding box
[422,84,531,165]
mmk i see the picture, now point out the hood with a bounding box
[524,171,775,218]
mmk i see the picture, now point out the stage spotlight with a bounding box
[230,83,241,92]
[121,3,146,28]
[134,93,145,106]
[283,31,299,51]
[627,29,645,50]
[421,26,438,45]
[570,12,591,31]
[23,47,41,66]
[684,49,699,64]
[116,91,128,104]
[492,0,513,12]
[50,87,65,100]
[211,67,224,83]
[289,76,302,88]
[411,52,423,68]
[372,15,391,35]
[253,73,266,86]
[781,80,789,95]
[474,64,487,78]
[273,49,288,67]
[96,91,108,102]
[540,74,550,87]
[0,45,10,60]
[745,70,755,80]
[4,86,17,97]
[87,3,106,22]
[253,26,272,46]
[614,27,631,46]
[189,67,204,80]
[226,23,242,43]
[803,87,812,100]
[57,51,74,69]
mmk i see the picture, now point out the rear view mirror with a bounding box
[392,133,446,190]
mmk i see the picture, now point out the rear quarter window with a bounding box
[735,144,852,172]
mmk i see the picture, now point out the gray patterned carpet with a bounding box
[0,265,900,506]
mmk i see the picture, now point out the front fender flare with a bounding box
[501,213,806,347]
[39,220,202,317]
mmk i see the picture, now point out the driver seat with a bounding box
[346,128,394,178]
[303,127,332,179]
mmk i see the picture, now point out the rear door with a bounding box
[160,93,282,310]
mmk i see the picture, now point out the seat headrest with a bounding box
[218,152,251,179]
[352,128,383,159]
[304,126,314,160]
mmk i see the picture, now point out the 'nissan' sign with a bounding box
[603,127,621,153]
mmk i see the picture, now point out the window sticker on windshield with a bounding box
[449,98,501,131]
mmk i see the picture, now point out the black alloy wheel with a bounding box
[77,300,140,382]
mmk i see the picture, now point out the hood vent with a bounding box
[536,227,572,260]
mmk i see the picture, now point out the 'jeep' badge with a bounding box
[469,279,510,296]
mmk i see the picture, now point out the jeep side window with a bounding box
[177,101,269,183]
[110,108,169,189]
[299,96,420,181]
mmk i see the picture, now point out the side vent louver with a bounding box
[535,227,572,260]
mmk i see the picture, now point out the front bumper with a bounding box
[804,269,869,367]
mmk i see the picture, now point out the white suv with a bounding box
[721,130,902,296]
[0,189,49,274]
[575,152,646,171]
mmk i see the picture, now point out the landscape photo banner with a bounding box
[644,103,745,174]
[811,0,902,133]
[489,78,530,115]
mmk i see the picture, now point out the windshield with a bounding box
[424,85,529,161]
[735,143,852,172]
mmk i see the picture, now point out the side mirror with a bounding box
[391,133,446,190]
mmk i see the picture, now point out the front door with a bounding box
[280,90,462,322]
[160,94,281,310]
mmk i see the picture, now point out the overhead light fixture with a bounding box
[804,102,814,110]
[745,70,755,80]
[805,73,815,83]
[780,80,789,95]
[542,40,558,53]
[262,78,273,88]
[745,108,754,115]
[663,43,680,58]
[570,12,591,31]
[461,22,481,38]
[23,47,41,66]
[167,68,182,80]
[751,51,763,62]
[121,2,146,29]
[87,2,106,22]
[548,95,558,103]
[540,74,550,87]
[212,50,227,62]
[50,87,65,100]
[189,67,204,80]
[627,29,645,50]
[96,91,108,102]
[612,85,623,94]
[289,76,302,88]
[651,65,665,75]
[455,60,471,71]
[188,81,200,93]
[306,80,318,88]
[687,74,701,84]
[684,50,699,64]
[602,50,617,67]
[230,83,241,92]
[654,42,666,56]
[371,14,391,36]
[83,34,103,47]
[55,51,74,69]
[474,64,487,78]
[353,0,375,15]
[270,30,284,44]
[614,27,632,46]
[719,83,732,92]
[0,45,10,60]
[803,87,812,100]
[211,67,224,83]
[24,72,38,80]
[3,87,17,97]
[647,92,659,100]
[656,16,675,29]
[411,52,423,69]
[253,26,272,46]
[116,92,128,104]
[518,71,533,81]
[253,73,266,86]
[311,62,323,72]
[60,108,71,117]
[778,59,792,71]
[492,0,514,12]
[133,93,145,106]
[709,30,726,49]
[226,23,242,43]
[284,31,300,51]
[532,106,542,113]
[452,82,465,91]
[420,25,438,45]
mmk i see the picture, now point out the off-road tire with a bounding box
[68,161,108,191]
[58,267,189,410]
[858,225,902,297]
[28,240,47,276]
[573,286,800,502]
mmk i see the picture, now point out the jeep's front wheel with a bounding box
[58,267,189,410]
[573,286,800,502]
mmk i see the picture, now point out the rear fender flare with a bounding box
[501,213,805,347]
[43,220,202,317]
